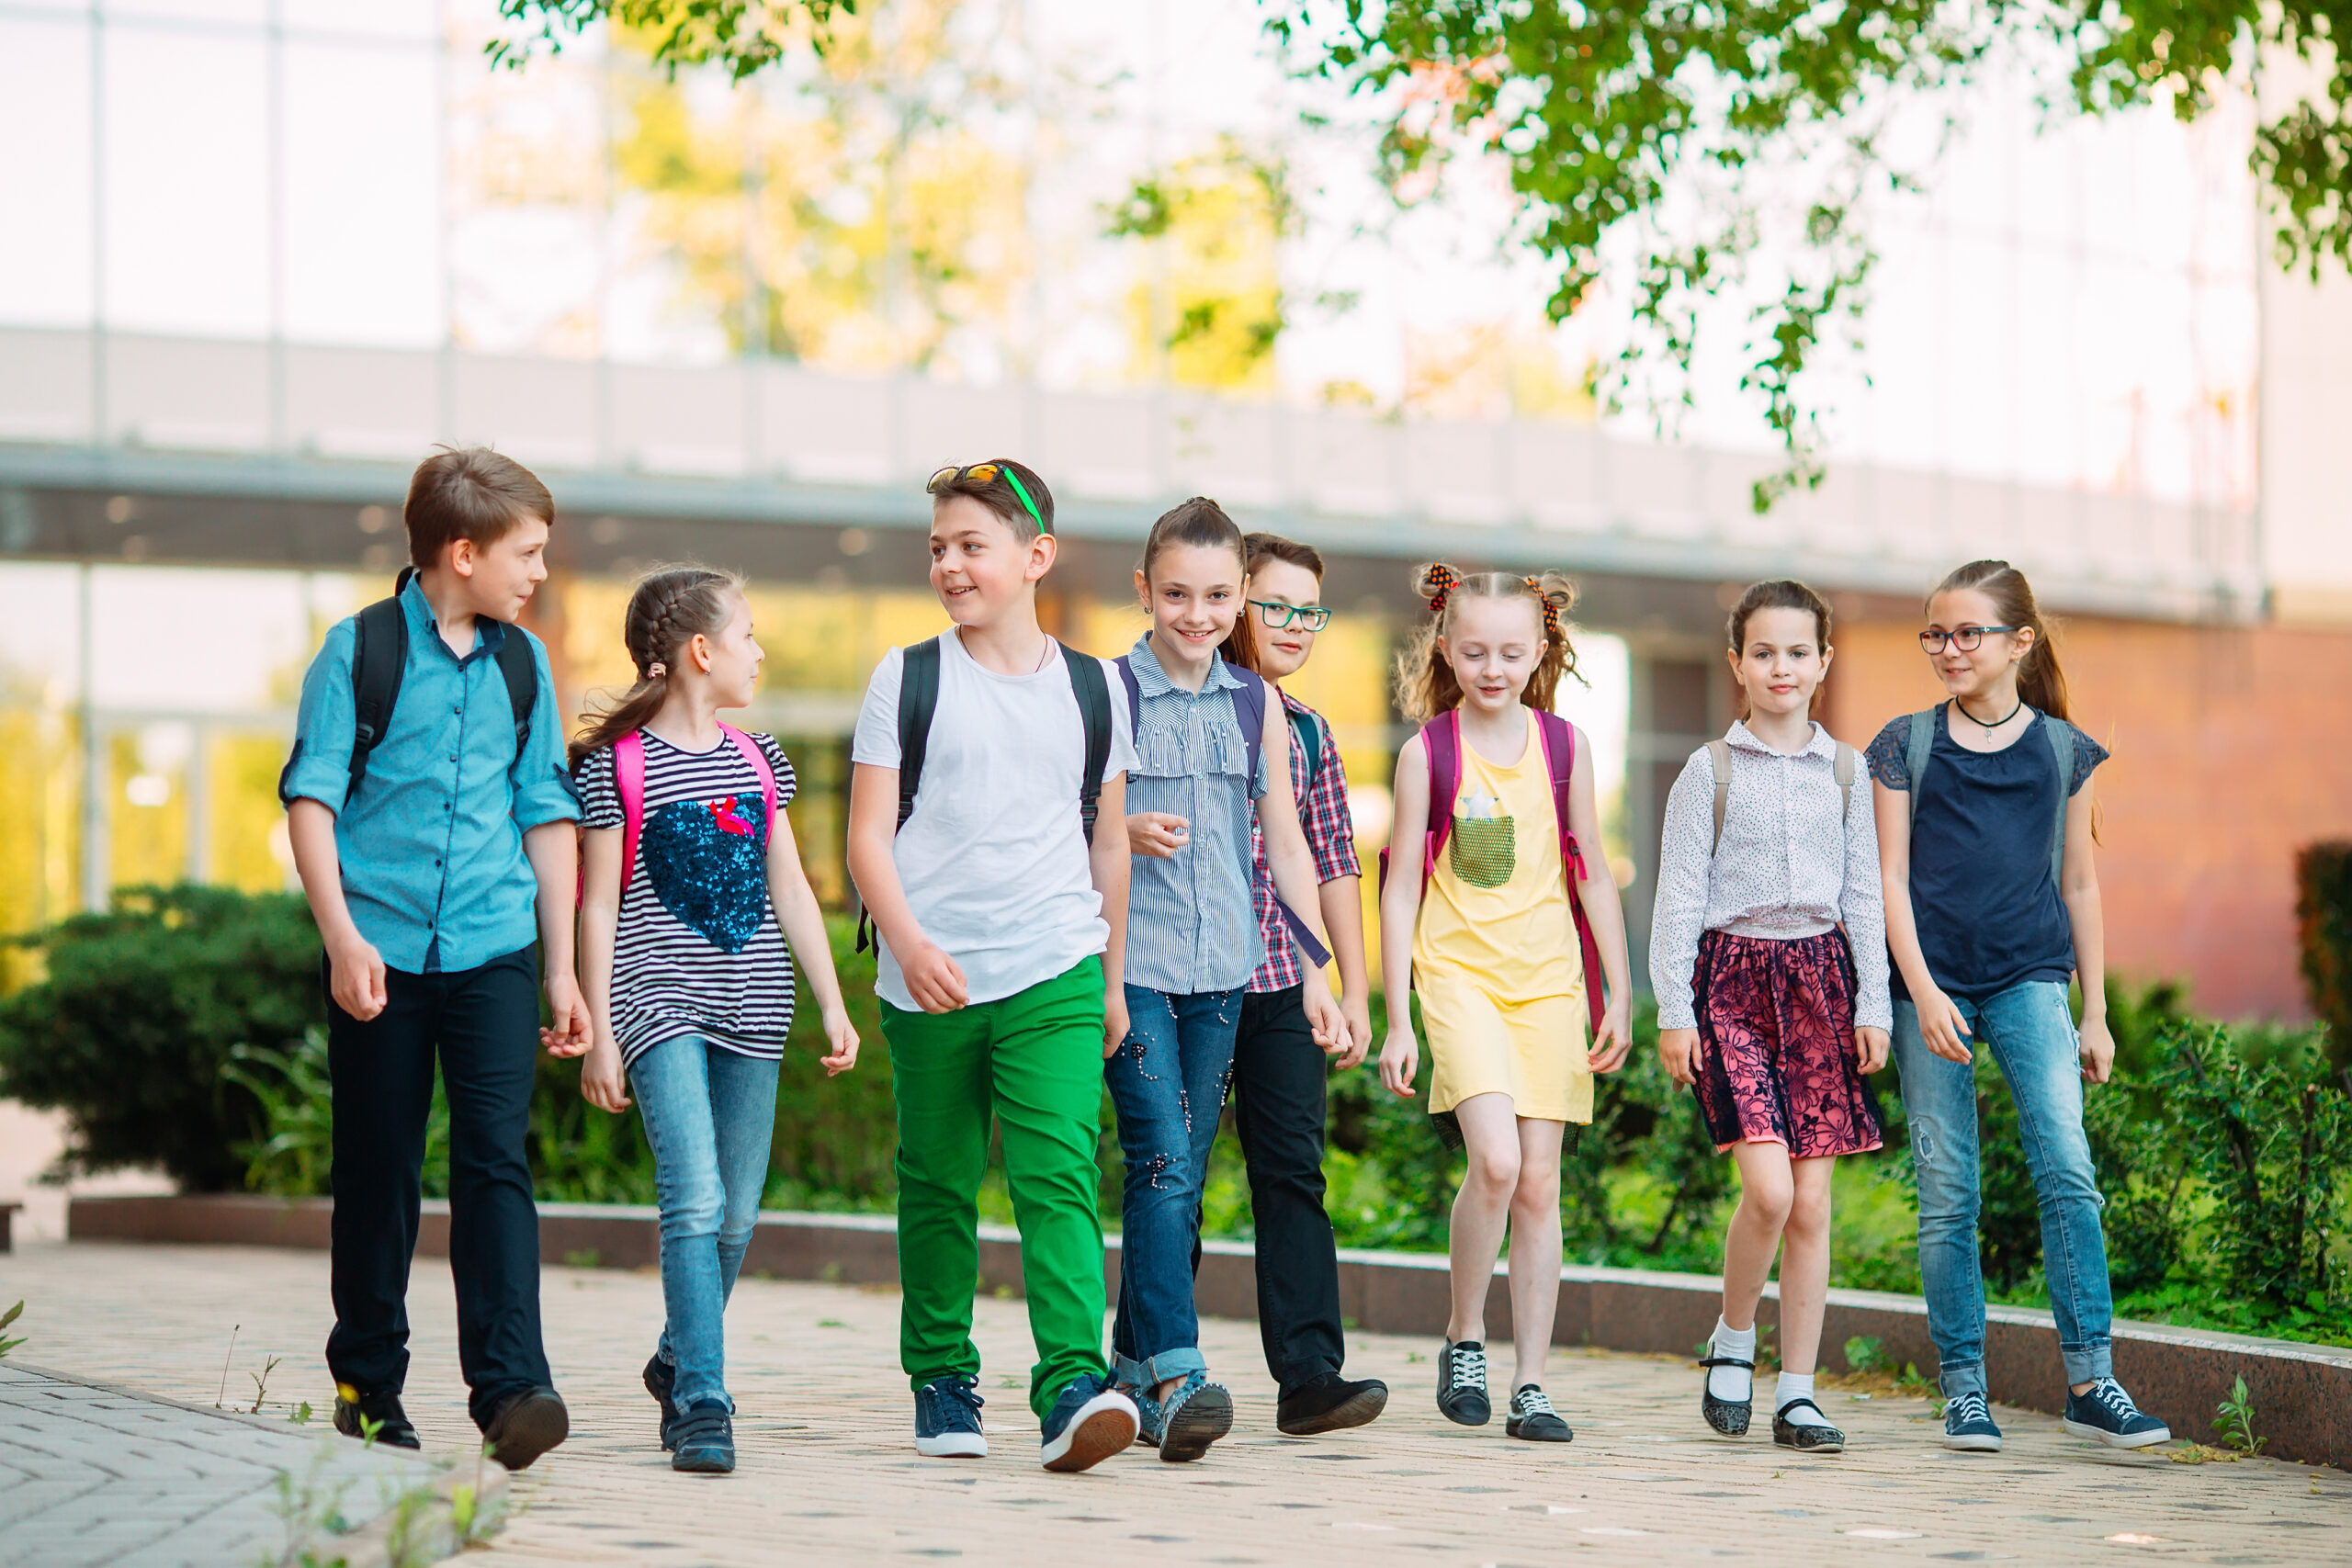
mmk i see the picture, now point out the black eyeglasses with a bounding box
[1251,600,1331,632]
[1919,626,2018,654]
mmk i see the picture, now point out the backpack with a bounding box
[1707,737,1859,853]
[1115,656,1332,969]
[1377,706,1608,1035]
[608,725,779,894]
[1905,703,2075,889]
[852,635,1114,953]
[345,567,537,803]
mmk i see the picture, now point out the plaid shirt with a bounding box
[1248,691,1361,993]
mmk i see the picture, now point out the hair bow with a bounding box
[1523,578,1562,640]
[1425,562,1463,616]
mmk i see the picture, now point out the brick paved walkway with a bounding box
[2,1241,2346,1565]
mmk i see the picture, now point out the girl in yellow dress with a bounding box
[1376,566,1633,1443]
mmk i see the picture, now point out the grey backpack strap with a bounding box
[1905,707,1938,810]
[1834,740,1857,825]
[1707,739,1732,854]
[2043,715,2075,889]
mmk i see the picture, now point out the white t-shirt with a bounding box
[851,629,1140,1012]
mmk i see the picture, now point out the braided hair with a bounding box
[1392,563,1580,724]
[568,565,745,771]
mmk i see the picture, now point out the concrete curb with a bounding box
[70,1192,2352,1469]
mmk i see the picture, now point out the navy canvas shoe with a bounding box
[670,1397,736,1474]
[913,1375,988,1459]
[644,1353,681,1451]
[2063,1378,2172,1449]
[1040,1374,1138,1473]
[1138,1371,1232,1463]
[1941,1391,2003,1452]
[1436,1340,1490,1427]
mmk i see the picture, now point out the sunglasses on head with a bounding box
[927,462,1047,535]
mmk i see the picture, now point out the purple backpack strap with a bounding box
[1228,663,1266,795]
[615,729,647,893]
[1115,655,1141,729]
[1534,710,1608,1033]
[1424,709,1464,885]
[718,723,778,840]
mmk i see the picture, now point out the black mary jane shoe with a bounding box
[1772,1398,1846,1454]
[1697,1355,1753,1437]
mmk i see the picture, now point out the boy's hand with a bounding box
[1588,996,1633,1074]
[1854,1026,1891,1074]
[1125,812,1191,859]
[902,941,969,1013]
[1302,969,1346,1051]
[1334,993,1373,1070]
[1377,1026,1419,1100]
[580,1040,630,1113]
[327,933,389,1022]
[1102,987,1129,1061]
[819,1004,860,1077]
[542,972,593,1056]
[1658,1026,1701,1087]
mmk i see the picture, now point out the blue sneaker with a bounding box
[670,1397,735,1474]
[914,1375,987,1458]
[2063,1378,2172,1450]
[1040,1374,1138,1473]
[1136,1371,1232,1464]
[1942,1391,2003,1452]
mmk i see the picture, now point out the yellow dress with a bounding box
[1412,707,1591,1123]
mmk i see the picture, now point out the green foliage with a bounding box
[1842,1335,1884,1374]
[487,0,858,80]
[0,886,323,1190]
[2215,1374,2266,1455]
[0,1299,24,1359]
[2295,841,2352,1068]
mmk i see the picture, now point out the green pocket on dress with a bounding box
[1450,814,1516,888]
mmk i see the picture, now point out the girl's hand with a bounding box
[1125,812,1191,859]
[902,940,970,1013]
[1378,1026,1419,1100]
[1303,969,1347,1051]
[1334,994,1374,1071]
[2077,1014,2115,1085]
[1587,996,1634,1074]
[819,1005,860,1077]
[1657,1026,1701,1087]
[1916,986,1973,1064]
[1102,988,1130,1061]
[1854,1026,1891,1074]
[580,1040,630,1113]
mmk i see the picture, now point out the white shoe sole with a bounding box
[916,1432,989,1458]
[1944,1431,2003,1452]
[1042,1390,1138,1473]
[2063,1418,2172,1450]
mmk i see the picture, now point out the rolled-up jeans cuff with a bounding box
[1937,1361,1986,1399]
[2061,1342,2111,1387]
[1116,1348,1207,1389]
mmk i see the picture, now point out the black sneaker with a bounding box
[1697,1353,1754,1437]
[1942,1391,2003,1452]
[482,1387,570,1471]
[1505,1384,1573,1442]
[670,1397,735,1474]
[1436,1340,1490,1427]
[1772,1398,1845,1453]
[332,1384,421,1450]
[644,1353,681,1451]
[2062,1378,2172,1450]
[1276,1372,1389,1437]
[1040,1374,1137,1473]
[913,1375,987,1458]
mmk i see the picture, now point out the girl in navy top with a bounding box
[1871,558,2170,1455]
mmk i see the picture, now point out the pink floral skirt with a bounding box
[1691,930,1883,1158]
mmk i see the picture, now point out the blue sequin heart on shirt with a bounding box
[641,795,769,953]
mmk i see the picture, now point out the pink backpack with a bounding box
[609,725,780,890]
[1378,706,1608,1034]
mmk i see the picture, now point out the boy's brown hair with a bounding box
[403,446,555,570]
[926,458,1055,540]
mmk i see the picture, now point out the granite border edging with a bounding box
[68,1193,2352,1468]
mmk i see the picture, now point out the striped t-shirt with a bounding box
[575,729,799,1066]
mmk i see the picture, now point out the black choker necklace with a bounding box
[1954,694,2023,729]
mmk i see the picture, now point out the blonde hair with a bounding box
[1392,564,1579,724]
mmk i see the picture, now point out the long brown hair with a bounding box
[1218,531,1326,674]
[1138,496,1257,671]
[1930,558,2071,722]
[568,566,744,770]
[1393,564,1579,725]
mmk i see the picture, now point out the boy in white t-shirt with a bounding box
[846,458,1144,1475]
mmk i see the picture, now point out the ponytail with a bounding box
[1930,559,2070,722]
[568,565,743,771]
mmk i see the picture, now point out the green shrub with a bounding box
[0,886,322,1190]
[2297,841,2352,1068]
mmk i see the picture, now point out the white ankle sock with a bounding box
[1706,1318,1755,1402]
[1777,1371,1831,1425]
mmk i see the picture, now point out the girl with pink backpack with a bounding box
[1375,565,1633,1444]
[571,567,859,1475]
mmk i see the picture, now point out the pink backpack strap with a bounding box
[1534,711,1608,1034]
[1422,709,1464,886]
[614,729,648,893]
[718,724,778,840]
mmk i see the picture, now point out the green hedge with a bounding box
[2297,840,2352,1069]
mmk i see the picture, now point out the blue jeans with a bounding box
[629,1033,780,1413]
[1893,980,2114,1396]
[1105,985,1242,1387]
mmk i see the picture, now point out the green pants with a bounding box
[883,954,1111,1420]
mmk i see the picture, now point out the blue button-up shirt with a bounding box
[279,577,577,975]
[1122,635,1268,996]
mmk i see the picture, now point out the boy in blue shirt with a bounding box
[281,447,587,1470]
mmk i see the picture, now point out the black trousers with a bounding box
[1227,984,1347,1394]
[324,943,550,1429]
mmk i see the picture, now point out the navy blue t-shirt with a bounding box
[1867,706,2107,1002]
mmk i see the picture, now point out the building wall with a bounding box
[1824,615,2352,1021]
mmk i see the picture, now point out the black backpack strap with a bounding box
[492,625,538,761]
[1115,655,1140,732]
[346,593,410,804]
[895,637,943,832]
[1060,642,1112,845]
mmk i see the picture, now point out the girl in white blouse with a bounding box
[1648,579,1892,1456]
